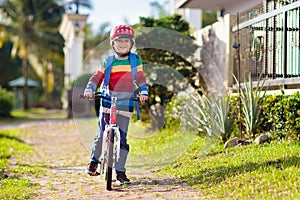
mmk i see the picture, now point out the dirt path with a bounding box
[12,120,202,200]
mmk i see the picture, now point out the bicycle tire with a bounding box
[106,129,114,191]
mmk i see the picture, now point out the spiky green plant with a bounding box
[234,74,267,139]
[181,93,236,143]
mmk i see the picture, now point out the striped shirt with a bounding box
[87,54,148,112]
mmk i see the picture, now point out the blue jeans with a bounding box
[90,111,130,173]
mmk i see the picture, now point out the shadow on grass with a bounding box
[180,155,300,186]
[0,109,68,126]
[0,133,25,144]
[1,163,47,182]
[0,115,35,125]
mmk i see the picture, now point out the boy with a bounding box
[84,25,148,184]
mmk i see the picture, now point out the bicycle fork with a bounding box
[99,125,121,173]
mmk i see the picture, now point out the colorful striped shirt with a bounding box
[87,54,148,112]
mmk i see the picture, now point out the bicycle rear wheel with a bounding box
[106,129,114,191]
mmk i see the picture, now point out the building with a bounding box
[8,77,40,108]
[174,0,300,91]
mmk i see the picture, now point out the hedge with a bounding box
[0,87,15,116]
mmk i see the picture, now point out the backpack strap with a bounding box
[103,55,115,87]
[100,55,115,108]
[129,52,141,120]
[129,52,137,84]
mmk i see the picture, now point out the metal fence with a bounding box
[232,0,300,86]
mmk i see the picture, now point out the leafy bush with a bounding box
[260,91,300,140]
[229,95,246,138]
[164,96,184,129]
[284,92,300,139]
[164,82,299,142]
[0,87,14,117]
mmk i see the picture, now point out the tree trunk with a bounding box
[23,58,29,110]
[45,65,49,108]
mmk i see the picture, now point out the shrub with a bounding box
[284,92,300,139]
[0,87,14,117]
[260,91,300,140]
[165,86,299,142]
[164,96,183,129]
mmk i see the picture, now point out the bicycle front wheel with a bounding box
[106,129,114,191]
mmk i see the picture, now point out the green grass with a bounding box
[127,123,299,199]
[1,113,299,199]
[0,129,44,199]
[155,136,300,199]
[0,178,37,199]
[11,108,67,119]
[129,125,183,154]
[0,108,67,125]
[127,123,204,168]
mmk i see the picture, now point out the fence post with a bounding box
[283,11,288,89]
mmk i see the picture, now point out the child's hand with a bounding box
[84,89,94,99]
[139,95,148,103]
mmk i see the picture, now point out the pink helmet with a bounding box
[110,25,135,42]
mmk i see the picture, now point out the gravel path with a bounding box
[9,120,202,199]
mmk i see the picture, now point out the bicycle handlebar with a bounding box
[80,92,140,101]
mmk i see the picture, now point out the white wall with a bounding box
[170,0,202,30]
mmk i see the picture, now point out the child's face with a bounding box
[113,38,132,55]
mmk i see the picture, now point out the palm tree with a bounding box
[0,0,64,109]
[150,1,169,18]
[65,0,92,14]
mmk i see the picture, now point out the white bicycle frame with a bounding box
[100,125,121,167]
[99,96,122,172]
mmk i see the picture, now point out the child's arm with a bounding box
[137,70,148,102]
[84,70,104,98]
[135,56,148,97]
[136,70,148,96]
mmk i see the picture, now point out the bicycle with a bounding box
[82,92,139,191]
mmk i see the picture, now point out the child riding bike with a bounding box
[83,25,148,184]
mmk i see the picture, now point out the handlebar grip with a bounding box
[80,92,140,101]
[79,93,109,100]
[131,97,140,101]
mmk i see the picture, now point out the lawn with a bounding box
[127,121,300,199]
[0,109,65,199]
[0,108,67,125]
[0,129,45,199]
[156,136,300,199]
[0,111,299,199]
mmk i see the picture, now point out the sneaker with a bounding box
[85,162,99,176]
[116,172,131,184]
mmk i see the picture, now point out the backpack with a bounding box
[100,52,141,120]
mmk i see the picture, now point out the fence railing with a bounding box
[232,0,300,88]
